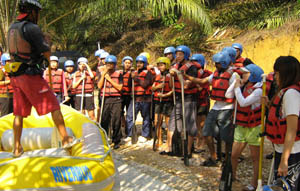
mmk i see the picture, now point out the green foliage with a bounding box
[212,0,300,30]
[162,14,178,26]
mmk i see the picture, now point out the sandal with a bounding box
[63,137,83,149]
[242,184,256,191]
[159,151,172,156]
[12,147,24,158]
[201,158,217,167]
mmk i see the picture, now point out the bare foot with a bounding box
[12,146,24,158]
[62,136,74,147]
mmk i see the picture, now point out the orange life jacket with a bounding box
[197,69,212,106]
[172,62,197,94]
[0,67,13,94]
[65,72,75,94]
[44,68,64,93]
[100,70,122,97]
[265,84,300,144]
[234,57,245,68]
[153,73,172,102]
[236,84,261,127]
[211,69,234,103]
[122,71,131,95]
[74,71,94,94]
[134,70,152,96]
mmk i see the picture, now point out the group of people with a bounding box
[0,0,299,190]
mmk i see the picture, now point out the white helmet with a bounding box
[50,56,59,62]
[100,52,109,59]
[77,57,88,64]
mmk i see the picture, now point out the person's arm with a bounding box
[72,72,84,89]
[85,63,94,79]
[104,72,123,92]
[278,115,298,177]
[225,72,238,99]
[183,73,210,85]
[234,86,262,107]
[61,72,69,98]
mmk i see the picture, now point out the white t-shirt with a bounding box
[274,89,300,154]
[208,69,237,110]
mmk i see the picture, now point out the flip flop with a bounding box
[63,137,83,149]
[12,148,24,158]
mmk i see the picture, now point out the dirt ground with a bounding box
[114,126,275,191]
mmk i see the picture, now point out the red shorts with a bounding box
[11,74,60,117]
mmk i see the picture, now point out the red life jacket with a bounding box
[44,68,64,93]
[197,69,212,106]
[236,84,261,127]
[65,72,75,94]
[74,71,94,94]
[134,70,152,96]
[122,71,131,95]
[172,62,197,94]
[266,72,274,96]
[0,67,13,94]
[100,70,122,97]
[8,21,32,63]
[211,69,234,103]
[265,84,300,144]
[153,73,172,102]
[234,57,245,68]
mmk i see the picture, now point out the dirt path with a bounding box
[113,132,274,191]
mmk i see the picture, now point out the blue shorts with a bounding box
[202,109,233,143]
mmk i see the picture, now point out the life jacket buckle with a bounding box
[4,62,22,73]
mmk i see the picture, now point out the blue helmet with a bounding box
[212,52,231,69]
[190,54,206,68]
[64,60,74,68]
[164,46,175,57]
[232,43,243,54]
[122,56,133,66]
[245,64,264,83]
[222,47,237,63]
[175,45,190,60]
[105,55,117,66]
[95,49,105,57]
[1,53,11,66]
[136,55,148,67]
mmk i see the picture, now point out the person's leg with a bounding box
[126,100,134,137]
[217,109,233,160]
[249,145,260,188]
[231,141,247,180]
[140,102,151,138]
[13,115,24,156]
[85,97,95,120]
[100,101,111,134]
[51,110,72,146]
[196,114,206,150]
[111,102,122,147]
[202,110,219,161]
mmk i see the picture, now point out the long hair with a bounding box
[273,56,300,90]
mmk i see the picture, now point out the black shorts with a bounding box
[75,96,95,111]
[154,101,173,116]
